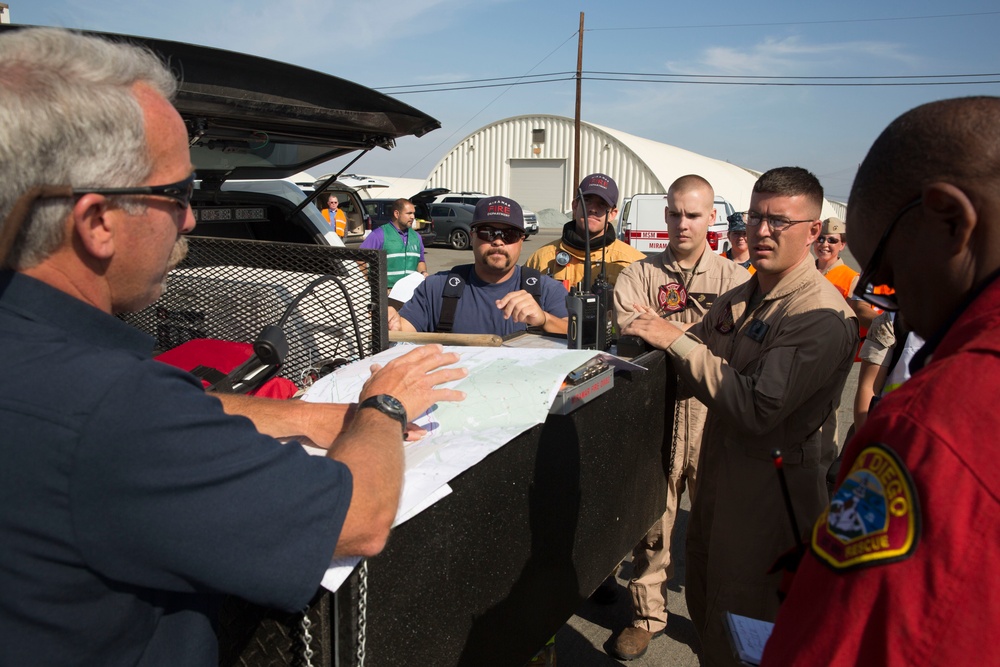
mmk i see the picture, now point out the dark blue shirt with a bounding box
[399,264,569,334]
[0,272,351,666]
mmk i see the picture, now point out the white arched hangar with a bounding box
[425,113,841,219]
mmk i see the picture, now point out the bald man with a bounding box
[611,175,750,660]
[763,96,1000,665]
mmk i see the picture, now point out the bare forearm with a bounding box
[327,408,405,556]
[213,393,352,448]
[542,313,568,335]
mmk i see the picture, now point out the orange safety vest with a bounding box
[322,209,347,237]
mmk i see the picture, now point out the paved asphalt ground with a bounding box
[422,228,860,666]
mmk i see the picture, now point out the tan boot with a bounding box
[611,626,663,661]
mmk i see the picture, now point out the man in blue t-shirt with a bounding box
[359,198,429,288]
[393,196,568,336]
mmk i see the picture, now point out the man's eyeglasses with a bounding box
[745,212,816,232]
[855,197,922,311]
[815,236,842,245]
[77,174,196,211]
[474,226,524,244]
[0,175,196,268]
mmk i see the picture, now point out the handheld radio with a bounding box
[566,188,610,350]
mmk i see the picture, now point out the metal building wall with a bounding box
[426,115,663,214]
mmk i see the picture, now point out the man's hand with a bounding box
[496,289,546,327]
[359,344,466,421]
[621,304,685,350]
[387,305,402,331]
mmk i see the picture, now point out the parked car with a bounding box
[437,192,539,235]
[363,188,447,245]
[428,202,476,250]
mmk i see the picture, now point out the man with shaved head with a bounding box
[610,174,750,660]
[623,166,858,666]
[762,96,1000,665]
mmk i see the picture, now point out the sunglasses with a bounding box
[815,236,842,245]
[855,197,922,312]
[474,226,524,244]
[0,175,196,268]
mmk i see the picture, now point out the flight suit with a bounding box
[613,247,751,633]
[666,255,858,666]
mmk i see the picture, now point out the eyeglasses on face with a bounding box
[855,197,922,312]
[815,235,843,245]
[0,175,196,268]
[474,226,524,244]
[77,174,196,211]
[745,212,816,232]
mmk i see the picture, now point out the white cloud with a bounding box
[669,35,921,77]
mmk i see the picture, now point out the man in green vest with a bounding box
[360,198,428,288]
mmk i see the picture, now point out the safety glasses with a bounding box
[474,226,524,244]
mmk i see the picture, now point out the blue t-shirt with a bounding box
[359,224,426,262]
[0,272,351,667]
[399,264,568,334]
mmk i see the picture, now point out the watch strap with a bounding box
[357,394,407,434]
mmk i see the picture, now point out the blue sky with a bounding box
[16,0,1000,201]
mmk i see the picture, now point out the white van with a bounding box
[617,193,736,256]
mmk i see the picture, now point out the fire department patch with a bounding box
[659,283,687,312]
[811,443,921,572]
[715,303,735,334]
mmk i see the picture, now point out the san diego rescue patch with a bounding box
[811,443,921,572]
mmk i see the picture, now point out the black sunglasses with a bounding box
[855,197,922,311]
[0,175,196,269]
[474,226,524,244]
[815,236,843,245]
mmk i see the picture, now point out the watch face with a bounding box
[377,394,406,417]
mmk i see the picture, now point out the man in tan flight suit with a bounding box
[623,167,858,666]
[611,175,751,660]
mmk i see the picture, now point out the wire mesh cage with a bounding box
[118,236,385,666]
[119,236,389,383]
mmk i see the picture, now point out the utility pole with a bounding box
[573,12,584,193]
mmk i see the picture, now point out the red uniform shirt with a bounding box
[762,277,1000,666]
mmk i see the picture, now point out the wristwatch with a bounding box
[357,394,408,434]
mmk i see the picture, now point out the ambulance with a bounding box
[617,193,736,256]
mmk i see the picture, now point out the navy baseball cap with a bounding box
[727,211,746,232]
[472,196,524,231]
[578,173,619,208]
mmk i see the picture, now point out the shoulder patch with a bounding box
[811,443,921,572]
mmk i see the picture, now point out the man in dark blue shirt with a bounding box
[0,28,464,666]
[393,196,569,336]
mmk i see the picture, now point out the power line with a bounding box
[585,10,1000,31]
[382,73,1000,95]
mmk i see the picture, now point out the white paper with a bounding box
[725,612,774,666]
[387,271,425,303]
[303,344,599,591]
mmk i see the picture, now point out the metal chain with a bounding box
[356,559,368,667]
[299,608,315,667]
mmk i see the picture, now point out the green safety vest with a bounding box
[380,224,421,288]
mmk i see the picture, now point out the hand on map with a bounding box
[362,344,466,421]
